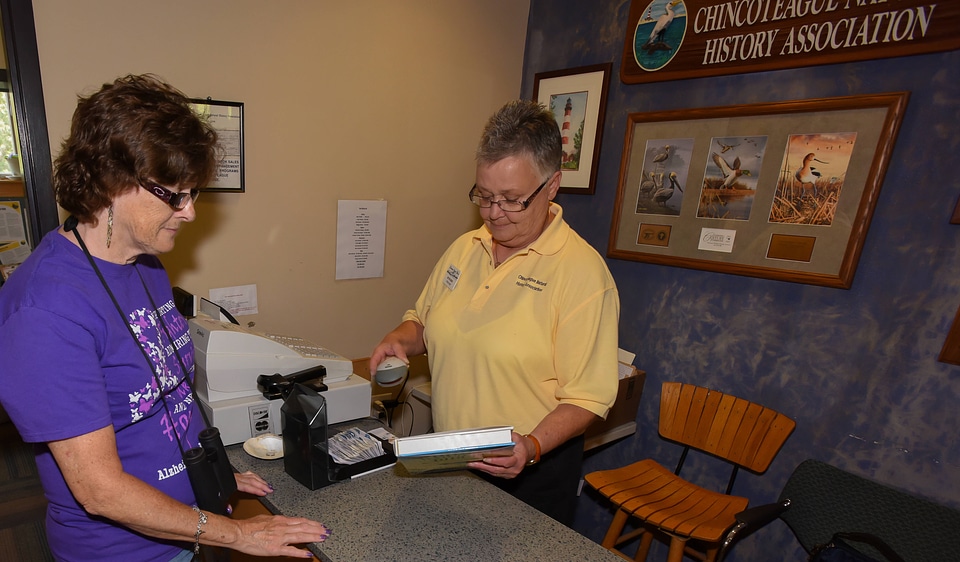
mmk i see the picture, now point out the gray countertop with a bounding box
[226,422,620,562]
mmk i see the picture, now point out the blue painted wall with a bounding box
[521,1,960,559]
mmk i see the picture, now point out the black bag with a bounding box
[810,532,905,562]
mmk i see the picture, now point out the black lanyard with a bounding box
[65,216,211,454]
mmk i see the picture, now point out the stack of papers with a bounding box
[327,427,387,465]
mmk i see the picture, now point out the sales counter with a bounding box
[226,427,620,562]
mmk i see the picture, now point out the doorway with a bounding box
[0,0,56,283]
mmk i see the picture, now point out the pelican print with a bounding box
[712,152,750,189]
[650,171,663,194]
[639,171,656,196]
[652,145,671,163]
[654,172,682,206]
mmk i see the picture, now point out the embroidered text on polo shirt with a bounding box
[516,274,547,292]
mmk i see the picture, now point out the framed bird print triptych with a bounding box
[607,92,909,289]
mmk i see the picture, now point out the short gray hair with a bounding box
[475,100,561,179]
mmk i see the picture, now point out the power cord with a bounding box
[395,399,416,436]
[372,398,404,428]
[383,398,400,427]
[380,373,410,429]
[373,377,436,436]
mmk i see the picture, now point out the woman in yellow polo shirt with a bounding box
[371,99,620,526]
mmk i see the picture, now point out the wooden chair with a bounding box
[584,382,796,562]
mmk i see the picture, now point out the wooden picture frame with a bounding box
[190,98,244,192]
[607,92,909,289]
[532,63,611,195]
[951,194,960,225]
[939,304,960,366]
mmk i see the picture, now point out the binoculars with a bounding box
[183,427,238,516]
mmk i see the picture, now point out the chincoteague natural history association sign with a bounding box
[622,0,960,83]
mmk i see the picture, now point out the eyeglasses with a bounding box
[141,182,200,211]
[468,176,550,213]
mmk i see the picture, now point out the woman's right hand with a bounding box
[368,320,424,376]
[369,340,409,376]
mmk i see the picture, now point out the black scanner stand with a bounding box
[257,365,327,400]
[257,365,328,400]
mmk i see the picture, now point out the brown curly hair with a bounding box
[54,74,219,224]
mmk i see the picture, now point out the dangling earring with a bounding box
[106,205,114,248]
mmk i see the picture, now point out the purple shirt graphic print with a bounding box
[127,302,199,446]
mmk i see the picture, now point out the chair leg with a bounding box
[634,528,654,562]
[666,536,688,562]
[602,508,630,549]
[705,544,719,562]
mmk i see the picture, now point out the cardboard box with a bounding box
[584,366,645,445]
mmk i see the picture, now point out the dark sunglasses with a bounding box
[141,182,200,210]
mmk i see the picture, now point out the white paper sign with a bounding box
[698,227,736,253]
[0,201,27,241]
[209,284,258,316]
[336,200,387,280]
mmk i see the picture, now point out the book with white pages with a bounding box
[393,426,515,474]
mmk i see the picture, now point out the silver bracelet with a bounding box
[192,506,207,555]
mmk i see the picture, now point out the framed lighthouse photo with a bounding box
[607,92,909,289]
[533,63,611,195]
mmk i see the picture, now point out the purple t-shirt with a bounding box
[0,231,202,561]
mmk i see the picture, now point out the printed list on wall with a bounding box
[336,200,387,280]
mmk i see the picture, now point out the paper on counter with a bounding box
[209,284,258,316]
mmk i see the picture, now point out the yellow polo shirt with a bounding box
[402,203,620,435]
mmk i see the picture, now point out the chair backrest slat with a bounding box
[689,386,721,445]
[659,382,796,474]
[737,404,777,466]
[751,413,796,470]
[703,393,735,452]
[659,381,685,436]
[675,383,697,437]
[715,395,749,460]
[726,400,762,464]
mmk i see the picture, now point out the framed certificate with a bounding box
[190,98,244,192]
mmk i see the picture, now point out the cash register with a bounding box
[190,314,371,445]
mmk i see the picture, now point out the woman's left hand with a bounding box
[466,432,531,479]
[235,470,273,496]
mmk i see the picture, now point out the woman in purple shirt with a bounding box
[0,74,328,561]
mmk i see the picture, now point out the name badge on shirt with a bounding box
[443,264,461,290]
